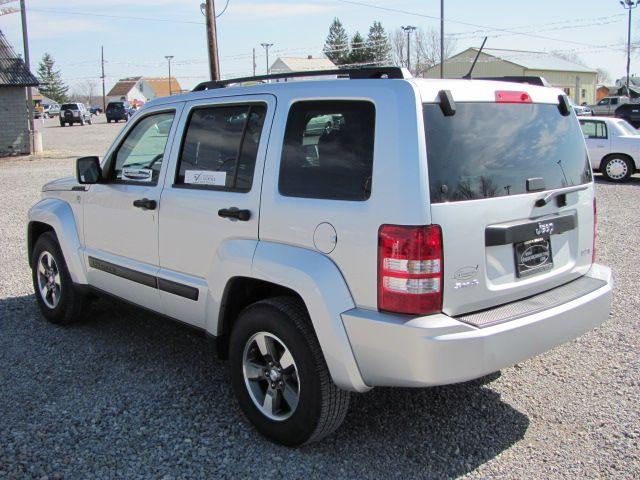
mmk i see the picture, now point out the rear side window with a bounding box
[580,120,607,139]
[279,100,375,201]
[176,104,266,191]
[424,103,592,203]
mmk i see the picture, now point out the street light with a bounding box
[260,43,273,75]
[621,0,639,97]
[401,26,416,72]
[164,55,174,95]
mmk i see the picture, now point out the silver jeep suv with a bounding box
[27,67,613,446]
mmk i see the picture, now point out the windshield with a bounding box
[61,104,78,110]
[424,103,592,203]
[615,120,640,136]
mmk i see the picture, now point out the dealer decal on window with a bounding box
[184,170,227,186]
[122,168,153,182]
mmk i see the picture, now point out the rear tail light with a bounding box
[592,197,597,264]
[378,225,443,315]
[495,90,532,103]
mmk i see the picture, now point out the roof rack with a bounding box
[475,76,550,87]
[192,66,411,91]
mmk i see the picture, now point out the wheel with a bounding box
[60,121,65,127]
[87,116,92,125]
[107,118,111,123]
[601,155,633,182]
[229,297,350,446]
[80,117,85,126]
[31,232,86,325]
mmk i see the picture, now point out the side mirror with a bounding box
[76,156,102,184]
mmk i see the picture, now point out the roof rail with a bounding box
[475,76,550,87]
[192,66,411,91]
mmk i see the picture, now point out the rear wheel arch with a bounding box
[216,277,305,360]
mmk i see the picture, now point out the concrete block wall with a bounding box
[0,86,30,156]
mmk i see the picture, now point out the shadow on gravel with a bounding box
[0,294,529,479]
[594,173,640,186]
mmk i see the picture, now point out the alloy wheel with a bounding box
[242,331,300,421]
[36,251,61,309]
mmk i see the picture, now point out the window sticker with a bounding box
[184,170,227,186]
[122,168,153,182]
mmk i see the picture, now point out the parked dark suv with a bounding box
[106,101,133,123]
[614,103,640,128]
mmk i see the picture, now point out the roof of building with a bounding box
[456,47,597,74]
[106,76,142,97]
[0,30,38,87]
[107,76,182,98]
[271,56,336,73]
[144,77,182,98]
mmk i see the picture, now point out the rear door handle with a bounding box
[218,207,251,221]
[133,198,157,210]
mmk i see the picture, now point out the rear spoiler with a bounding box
[475,76,551,87]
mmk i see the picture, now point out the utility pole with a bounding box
[202,0,220,80]
[101,46,106,110]
[440,0,444,78]
[165,55,174,95]
[401,26,416,72]
[19,0,35,153]
[252,47,256,76]
[621,1,639,97]
[261,43,273,75]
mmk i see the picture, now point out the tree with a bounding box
[391,27,456,76]
[37,53,68,103]
[70,79,97,105]
[366,21,391,64]
[348,31,374,65]
[324,18,350,66]
[596,68,611,84]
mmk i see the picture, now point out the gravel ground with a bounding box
[0,118,639,479]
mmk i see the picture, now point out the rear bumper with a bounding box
[342,264,612,388]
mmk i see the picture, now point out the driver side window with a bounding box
[109,111,175,184]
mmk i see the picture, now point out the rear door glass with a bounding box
[423,103,592,203]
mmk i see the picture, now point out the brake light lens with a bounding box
[592,197,597,264]
[495,90,532,103]
[378,225,443,315]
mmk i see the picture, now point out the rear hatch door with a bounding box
[423,91,595,316]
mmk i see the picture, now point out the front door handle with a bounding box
[218,207,251,221]
[133,198,157,210]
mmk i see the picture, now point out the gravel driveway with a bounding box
[0,117,638,479]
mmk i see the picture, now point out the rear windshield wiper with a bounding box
[535,184,589,207]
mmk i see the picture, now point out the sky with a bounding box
[0,0,635,93]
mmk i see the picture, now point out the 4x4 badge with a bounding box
[535,222,554,236]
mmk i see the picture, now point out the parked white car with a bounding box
[579,116,640,182]
[27,68,613,446]
[569,98,592,116]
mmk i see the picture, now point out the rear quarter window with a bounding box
[278,100,375,201]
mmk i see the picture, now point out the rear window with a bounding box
[61,104,78,111]
[424,103,592,203]
[108,102,124,109]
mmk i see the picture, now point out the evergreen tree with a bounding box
[324,18,350,65]
[348,31,373,65]
[366,21,391,64]
[37,53,68,103]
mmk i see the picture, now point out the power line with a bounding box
[29,7,204,25]
[332,0,608,48]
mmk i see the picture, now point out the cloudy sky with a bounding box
[0,0,634,92]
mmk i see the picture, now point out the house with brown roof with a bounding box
[107,76,182,105]
[0,29,38,156]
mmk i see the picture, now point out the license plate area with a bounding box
[514,237,553,278]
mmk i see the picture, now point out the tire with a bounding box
[31,232,86,325]
[87,116,92,125]
[60,121,65,127]
[229,296,350,446]
[107,118,111,123]
[80,117,85,126]
[601,155,633,182]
